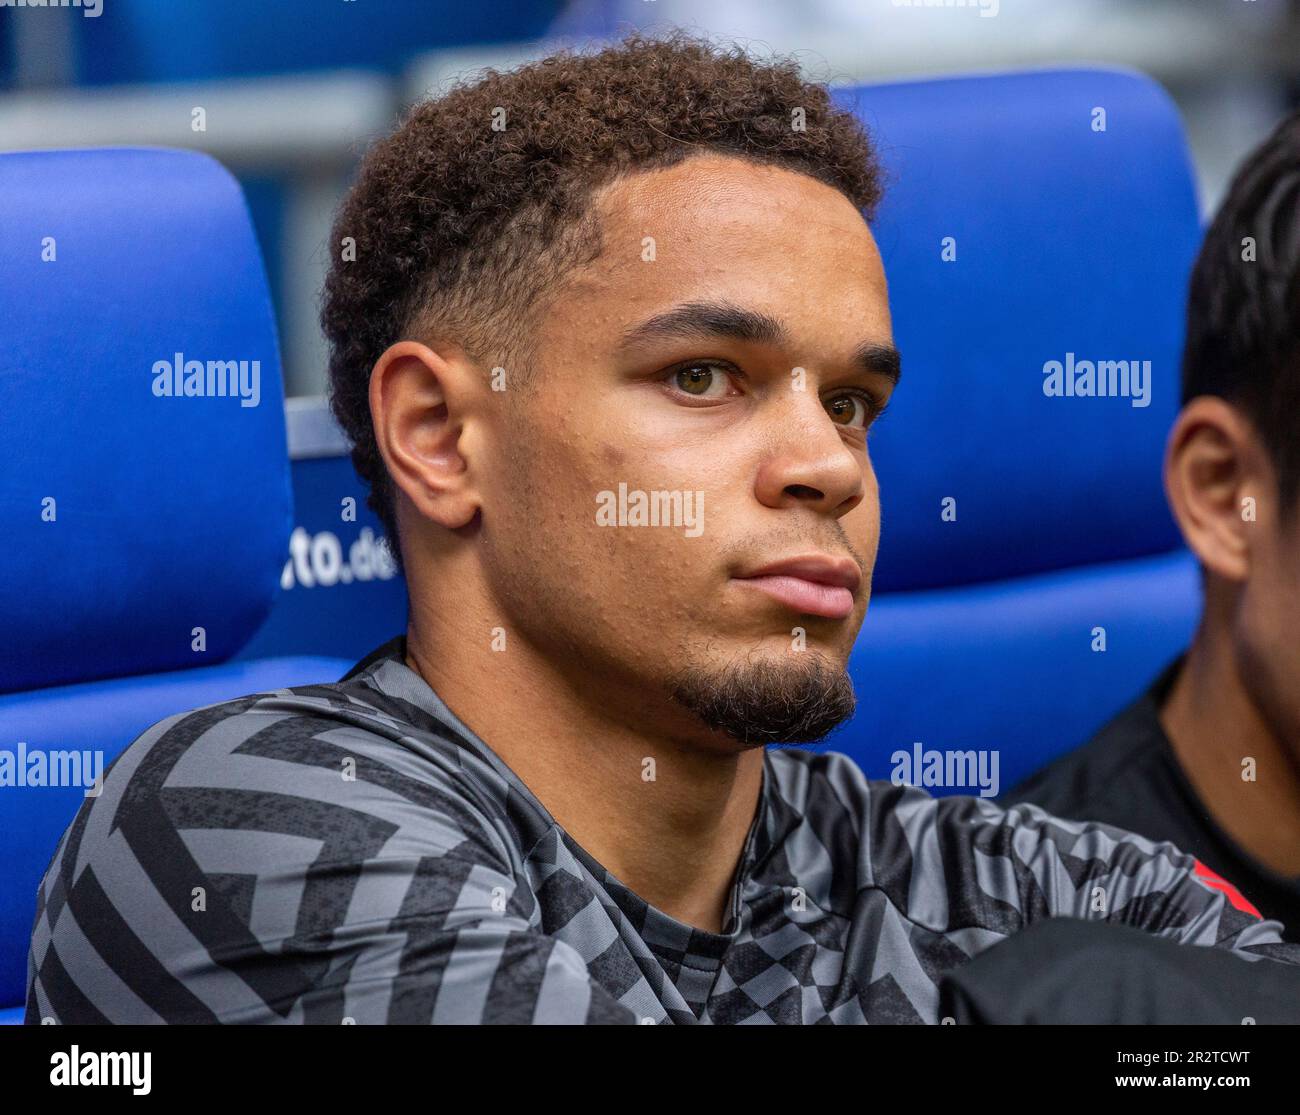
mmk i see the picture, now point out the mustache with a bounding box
[728,529,870,578]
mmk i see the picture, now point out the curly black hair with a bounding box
[321,30,884,563]
[1182,108,1300,514]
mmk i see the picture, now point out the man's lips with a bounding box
[731,555,862,620]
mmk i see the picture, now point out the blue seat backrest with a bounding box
[1,148,290,692]
[823,70,1202,791]
[0,148,355,1016]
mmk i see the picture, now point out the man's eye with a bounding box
[825,391,875,429]
[672,363,730,398]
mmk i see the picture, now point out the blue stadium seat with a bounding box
[826,69,1202,791]
[0,148,354,1021]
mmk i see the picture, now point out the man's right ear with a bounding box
[1163,395,1269,583]
[369,340,481,532]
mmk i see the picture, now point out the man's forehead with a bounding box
[593,153,870,242]
[564,155,880,307]
[540,154,889,355]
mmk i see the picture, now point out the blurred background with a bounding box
[3,0,1296,399]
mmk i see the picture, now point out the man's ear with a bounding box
[369,340,480,531]
[1164,395,1270,582]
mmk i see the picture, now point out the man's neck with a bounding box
[403,620,765,933]
[1161,626,1300,877]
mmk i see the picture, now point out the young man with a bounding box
[25,34,1300,1025]
[1005,111,1300,940]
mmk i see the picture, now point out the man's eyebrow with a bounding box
[618,300,785,349]
[618,298,901,386]
[854,342,902,386]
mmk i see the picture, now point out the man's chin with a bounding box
[667,652,856,748]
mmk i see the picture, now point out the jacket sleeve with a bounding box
[867,782,1300,961]
[988,798,1299,957]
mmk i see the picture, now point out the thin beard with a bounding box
[668,654,856,747]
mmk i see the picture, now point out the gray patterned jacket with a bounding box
[26,640,1300,1024]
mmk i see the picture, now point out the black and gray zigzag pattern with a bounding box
[25,641,1296,1024]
